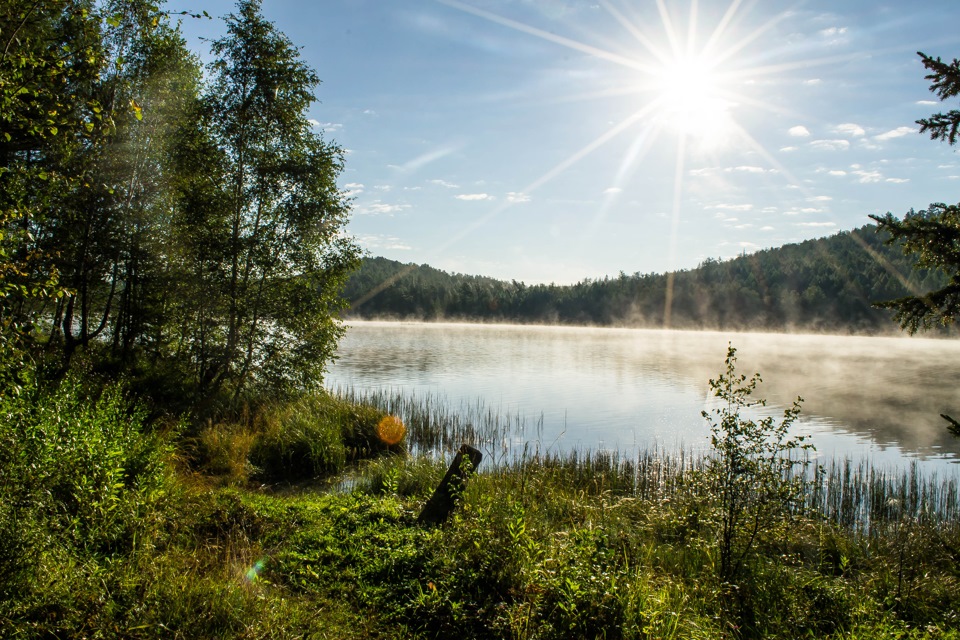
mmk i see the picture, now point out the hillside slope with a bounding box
[342,225,945,333]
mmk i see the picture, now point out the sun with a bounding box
[652,53,736,146]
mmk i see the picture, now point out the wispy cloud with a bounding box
[875,126,917,141]
[455,193,494,201]
[818,26,848,42]
[885,177,910,184]
[798,221,837,228]
[357,201,412,215]
[428,179,460,188]
[507,192,531,203]
[852,169,883,183]
[828,170,847,176]
[390,146,459,174]
[810,139,850,151]
[343,182,365,197]
[356,234,412,251]
[603,187,623,195]
[834,123,865,137]
[779,146,798,152]
[726,166,766,173]
[789,125,811,137]
[713,203,754,211]
[917,100,938,106]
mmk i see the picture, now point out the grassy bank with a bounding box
[2,371,959,638]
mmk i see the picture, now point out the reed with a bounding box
[332,385,960,528]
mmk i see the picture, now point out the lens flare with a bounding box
[245,558,266,583]
[377,415,406,446]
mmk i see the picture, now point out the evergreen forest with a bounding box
[344,223,946,333]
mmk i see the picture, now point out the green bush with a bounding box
[0,372,176,628]
[249,392,397,482]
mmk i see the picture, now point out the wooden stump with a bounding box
[417,444,482,526]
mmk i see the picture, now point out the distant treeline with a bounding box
[343,224,946,333]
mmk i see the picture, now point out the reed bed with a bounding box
[331,385,960,530]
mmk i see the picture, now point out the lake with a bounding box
[325,321,960,471]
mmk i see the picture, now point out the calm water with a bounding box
[326,321,960,470]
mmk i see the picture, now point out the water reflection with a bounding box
[326,321,960,469]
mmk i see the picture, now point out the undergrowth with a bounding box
[1,362,959,638]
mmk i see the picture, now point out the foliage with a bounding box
[2,381,960,637]
[0,371,176,621]
[870,51,960,432]
[917,53,960,145]
[166,0,359,403]
[0,0,103,385]
[700,345,811,586]
[0,0,359,410]
[870,52,960,334]
[343,224,941,333]
[248,392,395,482]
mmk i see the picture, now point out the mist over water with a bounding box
[326,321,960,471]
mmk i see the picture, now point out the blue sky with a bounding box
[167,0,960,284]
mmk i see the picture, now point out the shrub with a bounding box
[701,345,812,585]
[0,372,176,621]
[249,392,400,482]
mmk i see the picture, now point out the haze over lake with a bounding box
[326,321,960,471]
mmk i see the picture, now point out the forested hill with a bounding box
[342,225,947,333]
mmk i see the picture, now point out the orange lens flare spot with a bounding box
[377,415,406,446]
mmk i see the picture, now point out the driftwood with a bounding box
[417,444,482,526]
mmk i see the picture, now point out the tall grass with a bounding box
[332,385,960,529]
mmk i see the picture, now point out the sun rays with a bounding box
[426,0,813,323]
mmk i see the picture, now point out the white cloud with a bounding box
[375,184,392,191]
[428,179,460,188]
[819,26,848,37]
[455,193,494,201]
[689,167,717,176]
[789,125,811,137]
[803,78,822,86]
[760,226,775,231]
[603,187,623,195]
[357,234,412,251]
[834,123,865,137]
[342,182,364,197]
[810,195,833,202]
[917,100,938,106]
[726,166,766,173]
[779,146,798,152]
[362,109,377,115]
[307,119,321,127]
[885,177,910,184]
[798,221,837,228]
[810,139,850,151]
[507,192,531,203]
[713,203,754,211]
[357,201,412,215]
[800,208,822,213]
[875,126,917,141]
[852,169,883,183]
